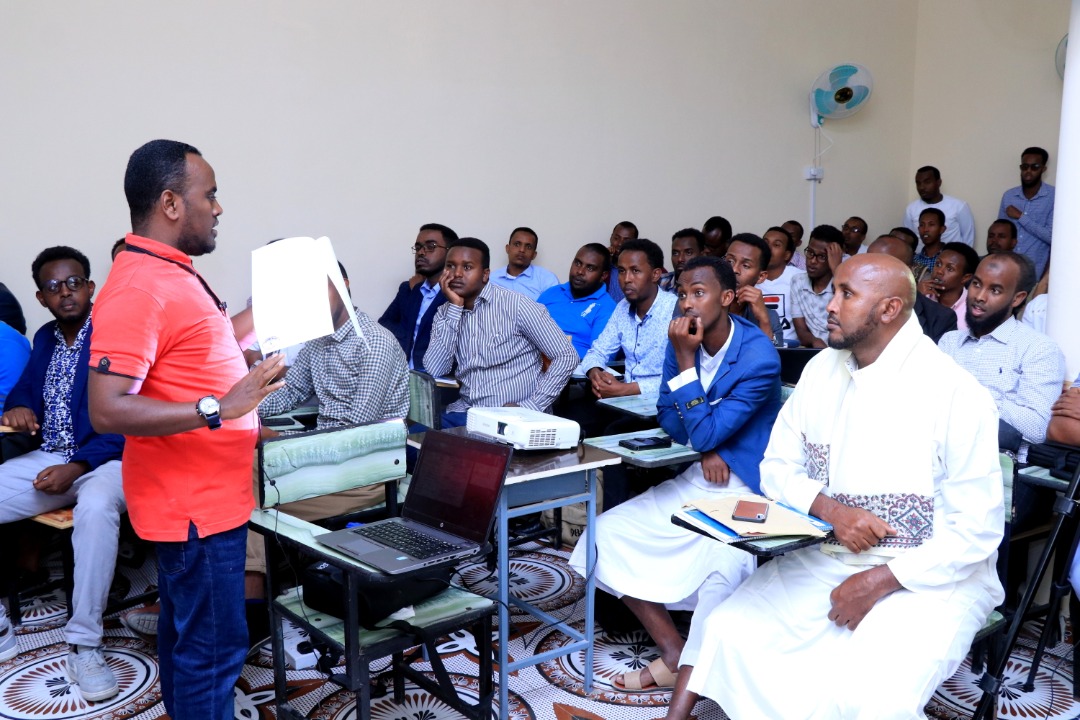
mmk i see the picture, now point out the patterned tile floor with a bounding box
[2,540,1079,719]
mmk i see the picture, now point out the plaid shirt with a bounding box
[258,310,409,428]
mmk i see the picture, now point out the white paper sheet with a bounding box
[251,237,362,353]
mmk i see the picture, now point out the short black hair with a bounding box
[890,226,919,251]
[1022,146,1049,164]
[681,255,737,294]
[580,243,612,272]
[916,165,941,180]
[672,228,706,252]
[337,261,349,280]
[728,232,772,272]
[509,226,539,246]
[939,242,979,276]
[615,221,639,238]
[32,246,91,288]
[990,218,1018,239]
[619,238,664,272]
[451,237,490,269]
[420,223,459,245]
[125,139,202,230]
[847,216,867,231]
[919,207,946,225]
[809,224,844,247]
[702,216,732,243]
[783,219,804,239]
[111,237,126,257]
[765,226,796,253]
[985,252,1037,300]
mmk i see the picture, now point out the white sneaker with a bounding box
[0,605,17,662]
[66,645,119,702]
[120,606,159,636]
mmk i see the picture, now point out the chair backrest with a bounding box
[1000,451,1015,524]
[407,370,441,429]
[256,419,406,509]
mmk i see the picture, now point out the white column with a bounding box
[1047,0,1080,380]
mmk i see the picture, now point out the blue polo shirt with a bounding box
[537,282,617,360]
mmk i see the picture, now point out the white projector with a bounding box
[466,407,580,450]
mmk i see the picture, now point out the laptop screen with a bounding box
[404,431,513,544]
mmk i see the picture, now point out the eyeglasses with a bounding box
[40,276,87,295]
[412,241,447,255]
[1020,163,1043,171]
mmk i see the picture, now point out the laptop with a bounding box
[315,430,513,574]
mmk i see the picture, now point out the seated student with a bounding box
[577,238,678,401]
[938,252,1065,464]
[0,320,30,407]
[569,255,781,691]
[758,226,802,346]
[663,255,1004,720]
[537,243,616,360]
[606,220,639,303]
[841,216,869,256]
[489,227,560,301]
[889,225,920,254]
[379,223,458,372]
[723,233,783,345]
[790,224,844,348]
[659,229,705,293]
[782,219,806,270]
[986,218,1019,255]
[0,280,27,336]
[0,247,125,701]
[923,241,979,332]
[701,216,732,257]
[912,207,946,279]
[867,234,957,343]
[424,238,576,427]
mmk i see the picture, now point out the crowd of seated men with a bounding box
[0,143,1069,717]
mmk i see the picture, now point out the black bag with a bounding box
[1026,442,1080,481]
[301,560,451,629]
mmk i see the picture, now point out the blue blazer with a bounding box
[657,314,782,494]
[378,280,448,373]
[4,317,125,470]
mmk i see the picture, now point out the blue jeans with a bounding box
[156,522,248,720]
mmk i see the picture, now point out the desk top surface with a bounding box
[409,427,620,484]
[597,393,660,418]
[585,428,700,468]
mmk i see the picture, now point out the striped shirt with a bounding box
[424,283,577,412]
[258,310,409,428]
[938,317,1066,457]
[576,290,678,397]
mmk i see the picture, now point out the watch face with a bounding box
[198,396,220,415]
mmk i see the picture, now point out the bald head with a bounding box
[868,234,914,266]
[825,254,915,365]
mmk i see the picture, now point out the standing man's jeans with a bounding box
[0,452,124,647]
[156,522,248,720]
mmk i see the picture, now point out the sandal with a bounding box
[614,657,677,690]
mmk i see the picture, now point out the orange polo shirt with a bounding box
[89,234,257,541]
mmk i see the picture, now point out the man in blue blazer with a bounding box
[569,255,781,691]
[378,223,458,372]
[0,246,125,701]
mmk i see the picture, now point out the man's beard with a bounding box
[827,307,879,350]
[966,302,1013,337]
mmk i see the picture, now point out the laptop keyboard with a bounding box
[353,522,462,560]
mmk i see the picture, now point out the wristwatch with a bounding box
[196,395,222,430]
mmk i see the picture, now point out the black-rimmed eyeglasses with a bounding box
[412,241,447,254]
[41,276,87,295]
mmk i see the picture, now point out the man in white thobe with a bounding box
[664,254,1004,720]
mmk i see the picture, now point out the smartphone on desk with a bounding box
[619,436,673,451]
[731,499,769,523]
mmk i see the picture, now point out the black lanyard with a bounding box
[125,244,228,315]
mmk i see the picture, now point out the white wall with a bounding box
[0,1,1066,339]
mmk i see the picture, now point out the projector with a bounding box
[466,407,580,450]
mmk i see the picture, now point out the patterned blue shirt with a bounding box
[40,314,91,460]
[576,290,678,396]
[938,316,1066,456]
[999,182,1055,278]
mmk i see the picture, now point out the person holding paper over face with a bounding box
[568,255,782,692]
[663,254,1004,720]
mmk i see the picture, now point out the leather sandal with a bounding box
[614,657,677,690]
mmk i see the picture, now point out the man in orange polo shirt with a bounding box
[89,139,284,720]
